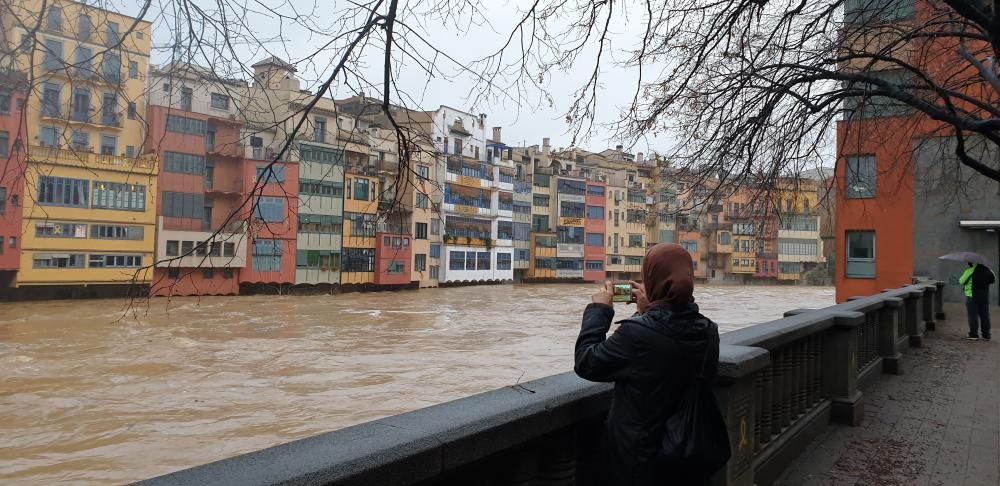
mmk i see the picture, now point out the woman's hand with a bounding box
[591,280,614,306]
[629,281,650,314]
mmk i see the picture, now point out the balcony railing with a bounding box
[28,145,157,171]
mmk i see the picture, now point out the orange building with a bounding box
[834,1,1000,304]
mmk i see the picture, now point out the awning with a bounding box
[960,220,1000,229]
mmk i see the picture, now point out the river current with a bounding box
[0,284,833,484]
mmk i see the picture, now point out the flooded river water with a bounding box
[0,284,833,484]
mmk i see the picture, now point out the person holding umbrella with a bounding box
[943,252,998,340]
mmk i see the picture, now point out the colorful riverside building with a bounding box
[834,1,999,305]
[145,65,252,296]
[2,1,158,295]
[0,71,28,288]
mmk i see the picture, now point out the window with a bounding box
[557,226,584,244]
[314,118,326,143]
[627,209,646,223]
[778,239,818,256]
[494,220,512,240]
[415,222,428,239]
[586,205,604,219]
[416,192,430,209]
[41,83,61,118]
[162,192,205,219]
[250,136,263,159]
[92,181,145,211]
[107,21,120,45]
[210,93,230,110]
[587,185,605,197]
[429,265,440,279]
[586,233,604,247]
[165,115,207,136]
[90,224,141,240]
[449,251,465,270]
[532,215,549,232]
[297,214,343,234]
[99,135,116,155]
[846,231,876,278]
[536,258,555,269]
[415,254,427,272]
[222,268,234,279]
[164,152,206,175]
[299,145,343,164]
[342,248,375,272]
[557,179,586,195]
[345,212,376,237]
[224,243,236,257]
[255,165,286,183]
[43,39,63,71]
[846,155,876,198]
[87,254,143,268]
[354,178,370,200]
[299,179,344,197]
[0,187,5,214]
[454,138,463,155]
[296,250,341,271]
[35,222,86,238]
[560,201,585,218]
[626,256,643,266]
[180,87,192,111]
[680,240,698,253]
[844,69,914,119]
[464,251,477,270]
[628,234,643,248]
[534,173,550,187]
[127,61,139,79]
[426,245,440,261]
[718,232,732,245]
[844,0,912,23]
[251,240,283,272]
[101,52,120,82]
[253,196,285,223]
[198,268,214,280]
[516,249,529,262]
[166,240,179,256]
[514,223,530,241]
[533,194,550,207]
[0,131,8,158]
[9,236,16,249]
[385,261,406,274]
[167,268,180,279]
[497,253,512,270]
[38,176,89,207]
[416,165,429,179]
[79,15,92,39]
[33,253,85,268]
[431,218,441,235]
[586,260,603,271]
[477,252,491,270]
[0,90,9,113]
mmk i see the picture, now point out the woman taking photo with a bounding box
[575,243,724,485]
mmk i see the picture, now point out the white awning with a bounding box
[959,221,1000,229]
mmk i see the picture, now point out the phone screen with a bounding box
[612,283,632,303]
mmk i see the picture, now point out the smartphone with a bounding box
[612,282,634,303]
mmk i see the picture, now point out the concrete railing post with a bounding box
[921,284,937,331]
[713,344,770,486]
[823,311,866,426]
[934,281,947,320]
[903,289,926,347]
[877,297,905,375]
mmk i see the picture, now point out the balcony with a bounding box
[28,145,157,174]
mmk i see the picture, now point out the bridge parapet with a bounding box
[138,283,941,486]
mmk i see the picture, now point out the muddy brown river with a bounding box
[0,284,833,484]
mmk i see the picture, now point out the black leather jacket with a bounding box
[575,302,719,486]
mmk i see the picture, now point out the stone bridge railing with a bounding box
[137,281,945,486]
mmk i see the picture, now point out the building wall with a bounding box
[911,136,1000,305]
[0,82,27,274]
[240,155,298,285]
[375,232,412,285]
[835,118,916,302]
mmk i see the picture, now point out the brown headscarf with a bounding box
[642,243,695,307]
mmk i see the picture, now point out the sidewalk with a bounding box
[777,303,1000,486]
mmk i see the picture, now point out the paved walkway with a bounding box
[777,303,1000,486]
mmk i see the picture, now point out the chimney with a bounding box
[543,137,551,154]
[492,126,501,143]
[480,113,487,127]
[616,144,624,151]
[637,152,645,163]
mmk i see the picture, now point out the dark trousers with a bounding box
[966,297,991,338]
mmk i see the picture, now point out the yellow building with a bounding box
[5,1,157,286]
[341,143,379,285]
